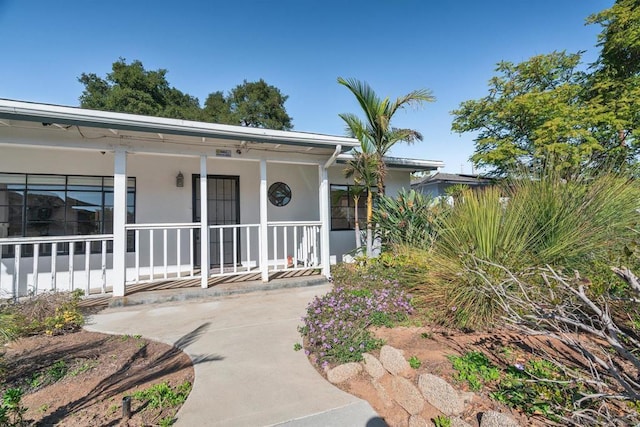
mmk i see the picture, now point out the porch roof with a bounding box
[336,153,444,172]
[0,99,359,153]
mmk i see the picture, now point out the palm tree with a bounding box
[338,77,435,195]
[344,149,379,257]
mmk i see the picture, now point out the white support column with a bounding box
[200,156,210,288]
[260,159,269,282]
[319,165,331,278]
[112,148,127,297]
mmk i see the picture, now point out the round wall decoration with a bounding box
[268,182,292,207]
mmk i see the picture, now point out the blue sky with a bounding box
[0,1,611,173]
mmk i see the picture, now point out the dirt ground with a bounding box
[1,330,194,426]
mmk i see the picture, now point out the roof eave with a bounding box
[0,99,359,151]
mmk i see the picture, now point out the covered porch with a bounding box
[0,100,359,299]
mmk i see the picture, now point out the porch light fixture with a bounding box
[176,171,184,188]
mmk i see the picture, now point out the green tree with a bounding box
[226,79,292,130]
[451,52,604,176]
[79,58,202,120]
[586,0,640,170]
[338,77,435,195]
[79,60,293,130]
[453,1,640,177]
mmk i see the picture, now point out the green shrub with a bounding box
[373,189,445,250]
[417,172,640,328]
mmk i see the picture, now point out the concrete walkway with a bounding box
[84,284,385,426]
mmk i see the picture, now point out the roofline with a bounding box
[412,172,494,186]
[336,153,444,171]
[0,99,359,151]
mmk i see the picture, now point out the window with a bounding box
[330,184,375,230]
[0,173,136,254]
[268,182,291,207]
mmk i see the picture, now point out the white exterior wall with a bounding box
[326,166,411,262]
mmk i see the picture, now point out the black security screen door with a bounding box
[193,175,240,266]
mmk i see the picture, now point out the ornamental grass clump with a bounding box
[299,284,412,366]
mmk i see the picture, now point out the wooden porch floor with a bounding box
[78,269,323,308]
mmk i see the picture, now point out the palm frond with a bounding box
[337,77,381,130]
[388,89,435,117]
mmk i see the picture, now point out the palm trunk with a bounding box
[366,190,373,257]
[354,195,362,250]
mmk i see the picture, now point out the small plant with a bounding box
[293,343,302,352]
[432,415,451,427]
[0,388,28,426]
[159,416,175,427]
[420,332,433,339]
[68,360,98,377]
[408,356,421,369]
[47,360,68,382]
[491,359,587,421]
[448,351,500,391]
[29,373,43,389]
[38,403,49,414]
[133,381,192,410]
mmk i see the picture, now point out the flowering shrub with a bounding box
[299,284,413,366]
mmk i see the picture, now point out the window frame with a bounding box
[0,172,136,254]
[330,184,375,231]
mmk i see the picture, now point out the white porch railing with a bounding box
[207,224,261,277]
[0,234,113,299]
[125,223,200,284]
[1,221,324,299]
[267,221,322,272]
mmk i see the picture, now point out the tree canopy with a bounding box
[79,59,293,130]
[452,0,640,177]
[338,77,434,194]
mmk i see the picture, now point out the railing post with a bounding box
[260,159,269,282]
[112,148,128,297]
[12,244,20,300]
[319,165,331,278]
[200,155,210,288]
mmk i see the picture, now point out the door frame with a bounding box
[192,174,241,266]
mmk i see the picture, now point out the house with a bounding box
[411,172,493,198]
[0,99,443,298]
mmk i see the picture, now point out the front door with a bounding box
[193,175,240,266]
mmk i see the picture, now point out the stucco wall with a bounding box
[326,166,411,262]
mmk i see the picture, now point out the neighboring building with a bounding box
[0,99,443,298]
[411,172,493,198]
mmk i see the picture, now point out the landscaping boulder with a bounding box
[362,353,386,379]
[417,373,465,416]
[451,417,473,427]
[480,411,520,427]
[379,345,411,375]
[408,414,428,427]
[372,379,394,408]
[391,376,424,415]
[327,362,362,384]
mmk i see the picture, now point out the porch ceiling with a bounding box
[0,99,359,156]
